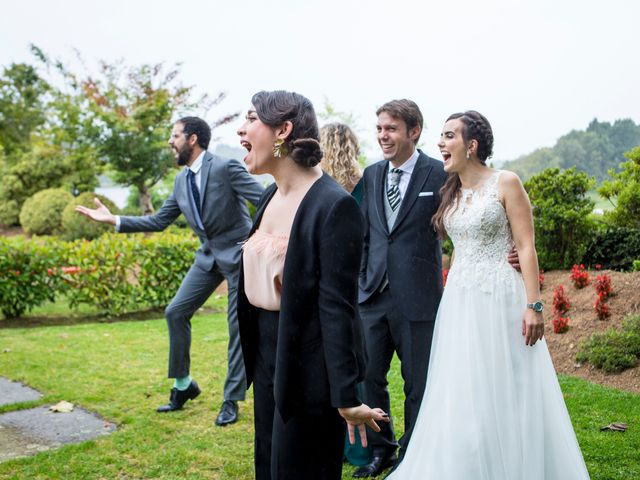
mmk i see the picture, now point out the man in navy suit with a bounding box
[77,117,264,425]
[354,100,447,477]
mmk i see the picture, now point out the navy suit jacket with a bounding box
[358,150,447,322]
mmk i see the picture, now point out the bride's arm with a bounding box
[500,171,544,346]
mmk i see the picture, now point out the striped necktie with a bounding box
[387,168,403,211]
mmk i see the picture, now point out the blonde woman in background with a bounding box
[320,122,369,468]
[320,123,364,204]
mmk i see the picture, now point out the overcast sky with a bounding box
[1,0,638,163]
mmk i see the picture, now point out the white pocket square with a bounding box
[418,191,434,197]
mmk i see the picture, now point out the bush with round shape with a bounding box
[61,192,119,240]
[19,188,73,235]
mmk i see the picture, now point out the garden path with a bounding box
[0,377,116,461]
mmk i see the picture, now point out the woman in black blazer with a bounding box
[236,91,386,480]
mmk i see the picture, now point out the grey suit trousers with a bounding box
[165,262,246,401]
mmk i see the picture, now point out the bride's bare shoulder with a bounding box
[497,170,528,205]
[497,170,523,188]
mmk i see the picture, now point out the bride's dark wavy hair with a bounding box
[432,110,494,238]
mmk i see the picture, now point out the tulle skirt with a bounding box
[388,266,590,479]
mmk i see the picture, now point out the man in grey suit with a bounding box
[76,116,264,425]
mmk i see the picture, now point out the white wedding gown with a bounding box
[388,171,590,479]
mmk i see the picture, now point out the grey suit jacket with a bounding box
[119,151,264,275]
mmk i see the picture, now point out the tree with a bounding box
[0,55,101,225]
[0,141,70,225]
[524,167,596,269]
[502,119,640,181]
[34,46,239,214]
[598,146,640,228]
[0,63,50,158]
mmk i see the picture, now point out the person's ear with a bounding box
[409,126,421,143]
[275,121,293,141]
[467,139,478,156]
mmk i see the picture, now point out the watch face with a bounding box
[534,301,544,312]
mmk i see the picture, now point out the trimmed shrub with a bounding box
[583,227,640,271]
[19,188,73,235]
[0,199,20,227]
[62,231,199,315]
[135,229,199,308]
[62,233,140,314]
[0,237,66,318]
[61,192,119,241]
[524,167,596,270]
[0,231,200,317]
[576,315,640,373]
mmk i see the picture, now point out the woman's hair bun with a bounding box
[290,138,323,167]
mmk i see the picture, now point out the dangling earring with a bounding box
[273,138,288,158]
[466,151,470,160]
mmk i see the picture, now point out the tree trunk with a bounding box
[138,185,154,215]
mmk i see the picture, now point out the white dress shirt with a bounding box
[388,149,419,200]
[115,151,206,231]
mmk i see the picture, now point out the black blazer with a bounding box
[359,150,447,322]
[238,173,365,422]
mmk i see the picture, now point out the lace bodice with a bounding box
[444,170,519,292]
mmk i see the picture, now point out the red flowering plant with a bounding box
[594,273,613,301]
[570,264,590,289]
[552,316,570,334]
[592,271,613,320]
[552,285,570,316]
[538,269,545,290]
[551,285,571,333]
[594,294,611,320]
[442,268,449,287]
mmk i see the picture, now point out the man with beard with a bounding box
[76,116,264,425]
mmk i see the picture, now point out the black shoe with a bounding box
[156,381,201,412]
[215,400,238,426]
[352,453,396,478]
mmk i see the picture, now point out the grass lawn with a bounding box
[1,302,639,479]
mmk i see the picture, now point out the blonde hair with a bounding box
[319,123,362,193]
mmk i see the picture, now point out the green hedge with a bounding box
[583,227,640,271]
[0,237,66,318]
[0,231,199,318]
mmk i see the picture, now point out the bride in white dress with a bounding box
[388,111,590,479]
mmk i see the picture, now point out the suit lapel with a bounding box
[199,151,213,212]
[390,153,433,234]
[374,162,389,234]
[177,169,198,228]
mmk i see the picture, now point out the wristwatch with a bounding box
[527,301,544,312]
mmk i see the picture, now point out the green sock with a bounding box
[174,375,192,391]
